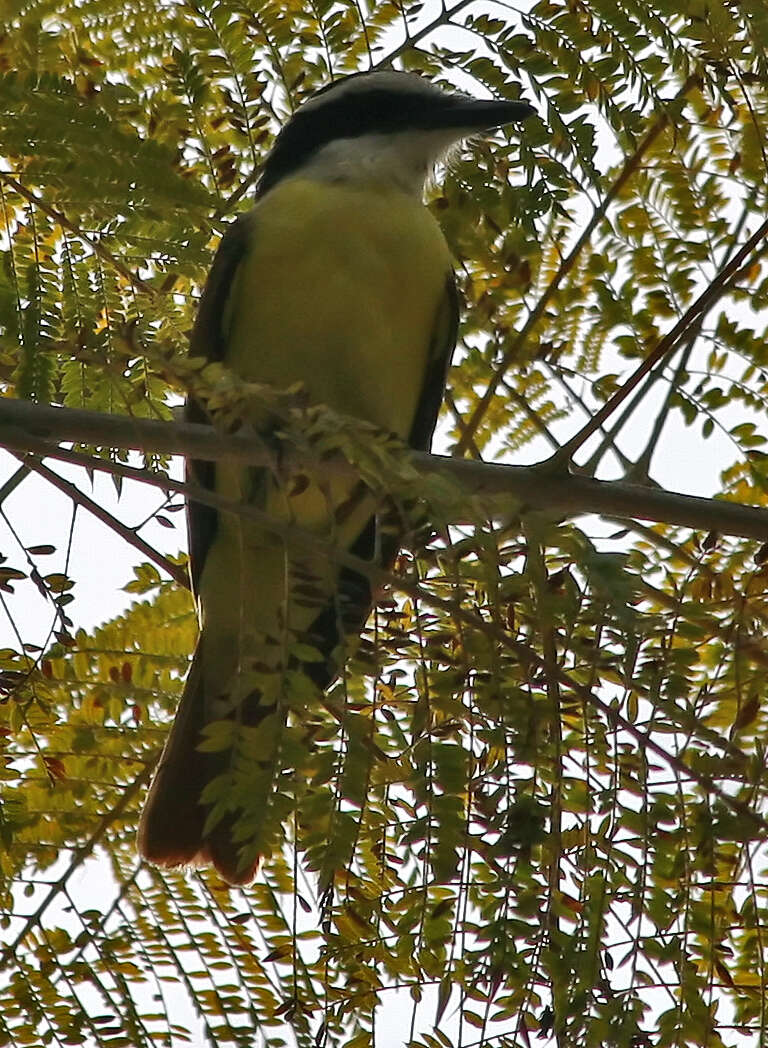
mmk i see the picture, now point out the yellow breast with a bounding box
[224,177,452,436]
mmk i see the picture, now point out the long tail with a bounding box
[138,516,382,884]
[137,642,266,885]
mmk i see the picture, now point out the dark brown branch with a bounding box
[0,462,29,504]
[383,0,475,66]
[12,453,189,589]
[0,397,274,466]
[556,214,768,462]
[454,75,701,455]
[1,433,764,847]
[1,397,767,541]
[626,201,755,478]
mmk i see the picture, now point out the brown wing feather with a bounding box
[408,272,460,451]
[186,215,253,593]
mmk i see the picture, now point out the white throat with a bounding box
[297,128,460,197]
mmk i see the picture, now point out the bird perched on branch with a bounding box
[138,68,533,883]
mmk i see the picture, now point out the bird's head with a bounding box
[258,69,534,198]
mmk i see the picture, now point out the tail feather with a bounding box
[138,642,267,884]
[138,643,208,869]
[138,519,382,884]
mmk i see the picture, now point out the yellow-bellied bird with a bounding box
[138,70,533,883]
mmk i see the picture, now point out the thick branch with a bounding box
[0,397,767,541]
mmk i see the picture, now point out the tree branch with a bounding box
[11,453,189,589]
[555,214,768,462]
[0,397,767,541]
[454,74,701,455]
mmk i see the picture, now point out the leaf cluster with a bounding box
[1,0,768,1046]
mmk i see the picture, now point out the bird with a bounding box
[138,68,534,884]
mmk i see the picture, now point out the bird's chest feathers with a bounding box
[224,179,451,436]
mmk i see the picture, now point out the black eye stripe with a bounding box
[257,88,459,197]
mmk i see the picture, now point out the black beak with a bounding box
[431,97,535,131]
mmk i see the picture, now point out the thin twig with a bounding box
[12,453,189,588]
[0,172,157,296]
[0,462,29,504]
[383,0,475,67]
[556,215,768,462]
[627,200,755,478]
[454,75,701,455]
[0,762,155,966]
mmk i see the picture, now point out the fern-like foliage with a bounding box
[1,0,768,1046]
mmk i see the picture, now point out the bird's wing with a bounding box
[185,214,253,595]
[408,271,460,451]
[313,271,460,651]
